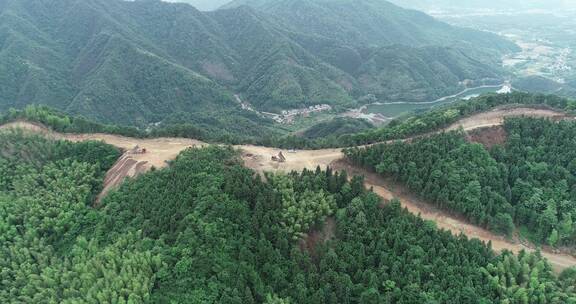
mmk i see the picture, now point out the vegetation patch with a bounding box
[346,116,576,247]
[2,132,576,302]
[466,125,508,149]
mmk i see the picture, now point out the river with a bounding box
[363,85,508,119]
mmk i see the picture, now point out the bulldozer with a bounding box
[271,151,286,163]
[130,145,147,154]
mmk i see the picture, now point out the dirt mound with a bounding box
[95,153,152,205]
[466,126,507,149]
[0,121,61,138]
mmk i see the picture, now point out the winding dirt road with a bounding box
[2,106,575,271]
[330,160,576,273]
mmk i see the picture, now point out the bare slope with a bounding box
[2,106,575,271]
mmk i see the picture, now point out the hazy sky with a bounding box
[163,0,230,11]
[164,0,576,12]
[388,0,576,11]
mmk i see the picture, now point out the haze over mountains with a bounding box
[388,0,576,12]
[0,0,516,130]
[163,0,230,11]
[5,2,576,302]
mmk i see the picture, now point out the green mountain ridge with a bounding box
[2,132,576,302]
[221,0,518,51]
[0,0,516,131]
[212,0,516,105]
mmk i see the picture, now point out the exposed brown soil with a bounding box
[2,105,576,271]
[0,121,206,202]
[466,126,508,149]
[329,159,576,273]
[446,106,571,131]
[95,153,151,205]
[300,217,336,256]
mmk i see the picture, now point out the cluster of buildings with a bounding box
[270,104,332,124]
[235,93,333,124]
[280,104,332,116]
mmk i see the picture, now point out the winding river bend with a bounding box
[347,84,511,124]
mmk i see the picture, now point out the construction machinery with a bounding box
[130,145,147,154]
[271,151,286,163]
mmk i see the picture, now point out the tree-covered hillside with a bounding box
[0,0,515,128]
[0,0,238,126]
[346,117,576,246]
[267,92,575,149]
[223,0,517,52]
[2,133,576,303]
[352,45,503,102]
[218,0,516,105]
[302,117,374,139]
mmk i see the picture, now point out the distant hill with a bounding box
[387,0,576,11]
[0,0,352,126]
[163,0,230,11]
[222,0,517,51]
[0,0,237,127]
[221,0,515,102]
[512,76,576,99]
[0,0,516,129]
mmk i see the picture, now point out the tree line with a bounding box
[2,131,576,302]
[345,117,576,247]
[3,92,575,150]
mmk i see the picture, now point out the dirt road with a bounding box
[2,106,575,271]
[446,107,570,131]
[1,107,566,172]
[330,160,576,273]
[241,107,571,174]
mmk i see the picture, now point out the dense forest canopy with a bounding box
[345,116,576,246]
[2,131,576,302]
[0,105,279,144]
[4,92,574,150]
[0,0,513,130]
[268,92,576,149]
[4,1,576,303]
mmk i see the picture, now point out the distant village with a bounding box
[234,94,333,125]
[266,104,333,124]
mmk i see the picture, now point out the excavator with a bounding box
[271,151,286,163]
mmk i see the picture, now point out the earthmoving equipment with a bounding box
[271,151,286,163]
[131,145,147,154]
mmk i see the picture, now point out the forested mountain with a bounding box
[222,0,517,51]
[2,132,576,303]
[220,0,516,104]
[0,0,515,130]
[0,0,245,128]
[346,117,576,246]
